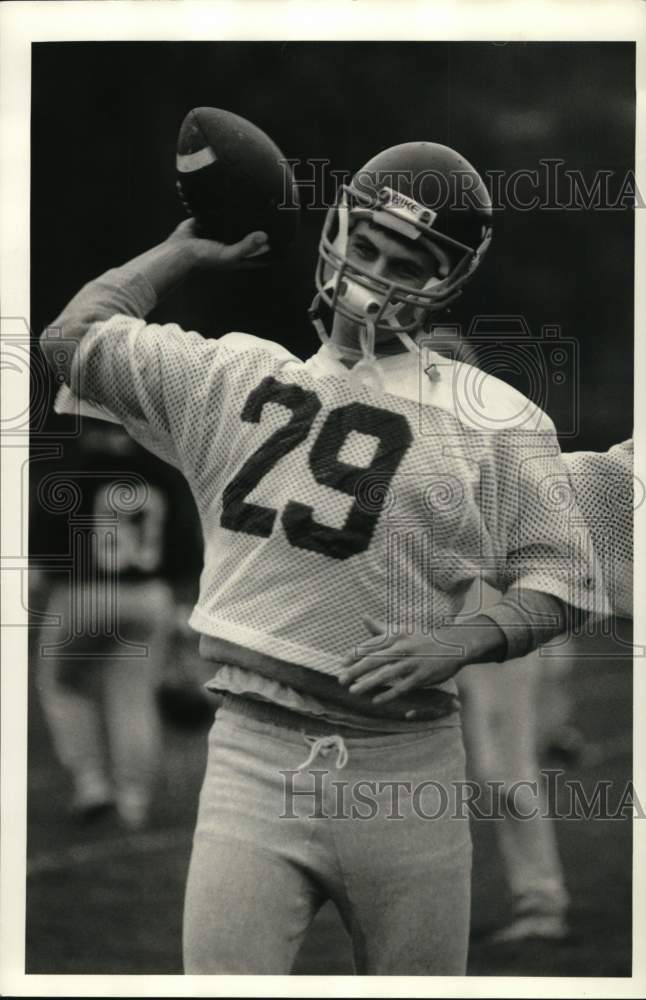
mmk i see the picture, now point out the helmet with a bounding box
[309,142,493,388]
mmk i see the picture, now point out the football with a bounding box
[176,107,300,257]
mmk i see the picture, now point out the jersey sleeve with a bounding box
[562,439,633,618]
[68,315,225,472]
[483,427,608,618]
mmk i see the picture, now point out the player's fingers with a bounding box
[371,668,422,704]
[220,231,270,263]
[338,648,378,672]
[339,645,385,671]
[339,639,409,682]
[347,658,414,695]
[243,241,272,259]
[339,619,396,670]
[362,614,388,637]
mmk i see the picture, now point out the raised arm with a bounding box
[39,221,270,471]
[40,220,269,383]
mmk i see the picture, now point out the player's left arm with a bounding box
[340,426,602,703]
[563,438,634,619]
[338,589,568,703]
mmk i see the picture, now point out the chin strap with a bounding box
[352,318,385,394]
[310,295,384,392]
[309,291,439,396]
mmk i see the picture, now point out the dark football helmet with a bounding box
[309,142,492,385]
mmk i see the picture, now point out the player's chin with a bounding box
[337,313,396,345]
[333,311,359,339]
[374,324,402,345]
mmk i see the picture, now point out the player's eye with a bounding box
[350,238,376,261]
[393,262,424,283]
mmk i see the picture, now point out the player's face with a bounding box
[347,220,439,288]
[331,220,440,347]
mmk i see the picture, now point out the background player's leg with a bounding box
[493,655,569,933]
[460,654,569,941]
[102,580,173,827]
[538,643,587,764]
[36,582,113,817]
[37,657,113,814]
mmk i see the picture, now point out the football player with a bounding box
[36,426,176,828]
[41,140,606,974]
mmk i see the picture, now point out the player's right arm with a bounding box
[39,222,269,467]
[40,220,269,385]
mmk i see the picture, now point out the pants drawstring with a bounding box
[296,734,349,771]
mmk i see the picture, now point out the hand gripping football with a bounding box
[176,107,300,257]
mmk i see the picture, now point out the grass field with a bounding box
[25,630,633,978]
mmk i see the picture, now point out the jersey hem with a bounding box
[188,607,342,674]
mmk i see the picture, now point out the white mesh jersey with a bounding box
[562,440,634,619]
[67,316,604,685]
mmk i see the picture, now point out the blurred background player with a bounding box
[35,425,176,827]
[459,584,571,943]
[459,438,634,944]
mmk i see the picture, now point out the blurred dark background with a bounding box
[30,40,635,559]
